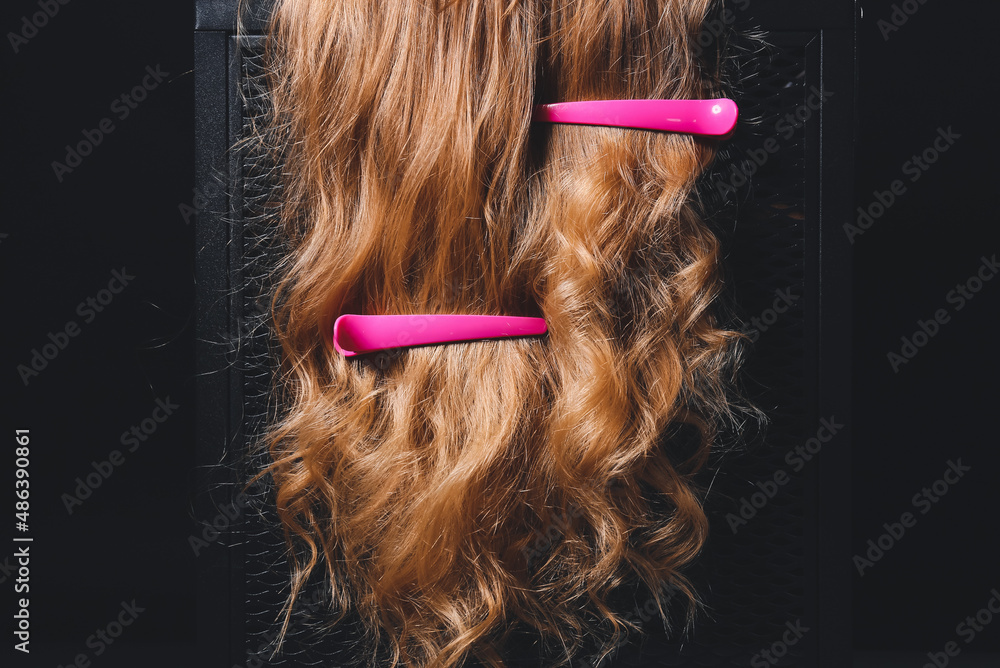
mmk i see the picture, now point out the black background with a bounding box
[1,1,997,666]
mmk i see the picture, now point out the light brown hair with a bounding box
[256,1,748,666]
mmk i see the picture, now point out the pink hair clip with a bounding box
[333,314,548,356]
[532,98,738,136]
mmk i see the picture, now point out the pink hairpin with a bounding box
[532,98,738,136]
[333,314,548,356]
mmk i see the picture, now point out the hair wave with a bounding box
[256,1,749,666]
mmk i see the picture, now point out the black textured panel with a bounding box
[235,38,369,668]
[231,33,817,667]
[701,39,813,660]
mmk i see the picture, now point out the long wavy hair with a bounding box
[256,1,749,666]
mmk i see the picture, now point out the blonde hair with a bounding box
[256,1,748,666]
